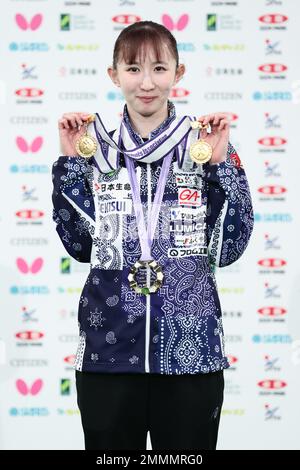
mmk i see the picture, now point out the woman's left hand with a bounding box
[196,113,230,165]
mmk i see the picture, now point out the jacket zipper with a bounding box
[144,163,151,373]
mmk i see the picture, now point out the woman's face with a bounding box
[108,43,185,117]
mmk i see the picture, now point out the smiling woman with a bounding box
[107,21,186,138]
[53,20,254,451]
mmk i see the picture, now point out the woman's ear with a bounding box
[174,63,186,85]
[107,66,120,87]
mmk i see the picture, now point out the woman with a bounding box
[52,21,254,450]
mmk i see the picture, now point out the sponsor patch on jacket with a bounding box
[170,219,205,234]
[168,247,208,258]
[171,206,205,221]
[98,199,132,214]
[178,188,202,207]
[175,233,206,247]
[175,173,198,187]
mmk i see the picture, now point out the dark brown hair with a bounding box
[112,20,179,70]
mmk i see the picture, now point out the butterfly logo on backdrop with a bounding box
[16,379,43,396]
[162,14,189,31]
[16,257,44,274]
[15,13,43,31]
[16,136,43,153]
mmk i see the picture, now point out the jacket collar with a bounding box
[122,99,176,144]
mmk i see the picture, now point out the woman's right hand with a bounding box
[58,112,93,156]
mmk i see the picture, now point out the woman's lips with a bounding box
[138,97,157,103]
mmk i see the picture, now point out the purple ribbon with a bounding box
[125,153,173,261]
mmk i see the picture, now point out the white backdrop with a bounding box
[0,0,299,450]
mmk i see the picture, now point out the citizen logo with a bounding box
[10,358,48,367]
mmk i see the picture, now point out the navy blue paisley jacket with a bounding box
[51,101,254,375]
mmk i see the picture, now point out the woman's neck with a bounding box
[126,102,169,139]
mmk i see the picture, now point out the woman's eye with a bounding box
[127,66,166,72]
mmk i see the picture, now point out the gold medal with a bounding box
[189,120,213,164]
[190,139,213,164]
[128,259,164,295]
[75,114,98,158]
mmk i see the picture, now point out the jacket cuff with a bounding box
[202,155,242,202]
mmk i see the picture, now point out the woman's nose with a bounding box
[140,75,155,89]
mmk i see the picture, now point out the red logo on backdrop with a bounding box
[258,259,286,268]
[258,14,288,24]
[15,88,44,97]
[258,379,287,390]
[170,88,190,98]
[258,137,287,146]
[15,209,44,220]
[226,112,239,122]
[179,188,202,206]
[258,64,287,73]
[227,355,238,365]
[64,355,75,365]
[258,307,287,317]
[258,186,287,195]
[15,331,44,340]
[112,14,141,25]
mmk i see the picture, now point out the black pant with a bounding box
[75,369,224,450]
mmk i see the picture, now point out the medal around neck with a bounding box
[128,259,164,295]
[75,114,98,158]
[189,120,213,164]
[125,152,173,295]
